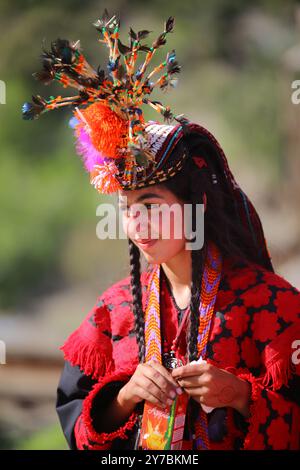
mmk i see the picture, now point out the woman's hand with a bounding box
[171,362,251,417]
[118,360,182,411]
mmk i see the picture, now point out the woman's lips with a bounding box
[135,238,158,249]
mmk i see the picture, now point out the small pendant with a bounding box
[162,350,183,370]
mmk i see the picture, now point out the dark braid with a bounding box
[189,248,204,442]
[128,238,145,363]
[187,247,204,362]
[186,173,206,362]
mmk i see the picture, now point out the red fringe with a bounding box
[261,323,299,391]
[60,329,114,380]
[59,298,114,380]
[81,369,139,446]
[59,269,152,382]
[261,356,295,391]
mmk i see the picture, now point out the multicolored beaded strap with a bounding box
[144,262,162,363]
[193,241,222,450]
[144,240,223,450]
[197,242,223,359]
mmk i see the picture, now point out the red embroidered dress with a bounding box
[56,251,300,450]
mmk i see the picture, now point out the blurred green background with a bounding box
[0,0,300,450]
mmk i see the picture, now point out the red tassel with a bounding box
[261,357,295,391]
[261,323,300,391]
[60,328,114,380]
[59,297,114,380]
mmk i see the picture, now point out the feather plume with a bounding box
[22,10,183,190]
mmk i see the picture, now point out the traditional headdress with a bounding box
[22,10,188,193]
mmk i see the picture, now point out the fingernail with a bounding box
[167,399,173,406]
[176,387,183,395]
[169,390,176,399]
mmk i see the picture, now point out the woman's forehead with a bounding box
[118,186,168,204]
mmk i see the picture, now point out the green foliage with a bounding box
[0,83,101,307]
[16,423,68,450]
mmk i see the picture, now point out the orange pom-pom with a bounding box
[90,162,122,194]
[79,103,127,159]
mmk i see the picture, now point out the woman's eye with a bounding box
[145,203,160,210]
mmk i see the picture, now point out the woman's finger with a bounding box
[177,375,203,388]
[147,360,181,390]
[180,386,208,405]
[171,362,208,379]
[135,373,174,405]
[141,363,179,400]
[177,371,212,388]
[133,384,169,409]
[182,386,205,396]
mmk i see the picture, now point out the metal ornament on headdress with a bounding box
[22,9,186,193]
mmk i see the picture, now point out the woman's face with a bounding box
[118,185,187,264]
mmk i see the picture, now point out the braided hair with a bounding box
[128,238,145,363]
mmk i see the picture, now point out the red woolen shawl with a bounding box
[60,254,300,450]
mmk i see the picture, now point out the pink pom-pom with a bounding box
[75,126,106,172]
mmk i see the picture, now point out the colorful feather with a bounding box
[22,9,185,193]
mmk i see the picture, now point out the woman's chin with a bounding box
[142,251,159,263]
[142,250,170,265]
[140,247,161,264]
[137,239,184,265]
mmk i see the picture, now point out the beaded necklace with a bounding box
[161,269,190,368]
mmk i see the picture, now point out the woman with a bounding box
[56,123,300,450]
[22,11,300,450]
